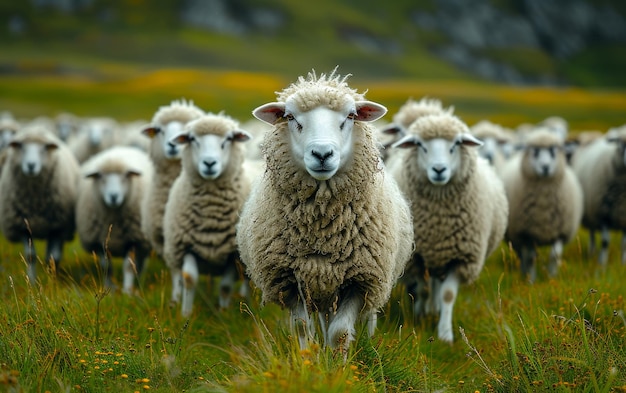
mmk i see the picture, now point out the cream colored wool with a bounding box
[0,126,80,244]
[141,99,204,256]
[571,127,626,231]
[502,129,583,248]
[238,71,414,314]
[76,146,153,260]
[163,114,250,274]
[393,114,508,284]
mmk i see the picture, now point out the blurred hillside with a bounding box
[1,0,626,87]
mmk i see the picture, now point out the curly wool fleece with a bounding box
[239,70,413,313]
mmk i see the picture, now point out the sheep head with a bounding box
[85,169,141,208]
[171,114,251,180]
[393,114,482,186]
[9,136,59,177]
[253,98,385,181]
[521,128,565,179]
[143,120,186,160]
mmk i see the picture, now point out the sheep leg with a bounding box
[588,229,596,258]
[548,240,563,277]
[520,246,537,284]
[170,268,183,305]
[318,313,328,346]
[327,294,363,356]
[122,248,147,296]
[181,253,199,317]
[45,237,63,276]
[365,311,377,337]
[219,262,237,309]
[599,226,610,266]
[437,269,460,344]
[412,276,430,318]
[99,252,115,290]
[238,275,250,300]
[22,237,36,284]
[291,301,312,350]
[428,278,441,315]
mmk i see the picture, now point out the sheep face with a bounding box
[172,129,251,180]
[1,129,16,150]
[478,137,498,166]
[83,120,114,147]
[9,140,58,177]
[86,170,140,208]
[523,145,560,178]
[253,98,386,181]
[143,121,186,160]
[393,133,483,185]
[607,134,626,168]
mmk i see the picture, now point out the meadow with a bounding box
[1,66,626,392]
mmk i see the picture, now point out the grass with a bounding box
[1,224,626,392]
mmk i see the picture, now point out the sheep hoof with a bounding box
[438,329,454,344]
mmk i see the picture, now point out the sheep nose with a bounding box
[541,165,550,176]
[203,160,217,170]
[432,164,446,175]
[26,162,35,172]
[109,194,119,205]
[311,149,333,164]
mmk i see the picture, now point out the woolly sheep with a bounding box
[55,112,81,142]
[163,113,252,317]
[571,125,626,265]
[140,99,204,257]
[379,97,453,162]
[0,125,80,283]
[0,115,21,170]
[538,116,568,142]
[469,120,509,177]
[237,69,414,353]
[391,112,508,343]
[501,128,583,282]
[68,117,119,163]
[76,146,153,294]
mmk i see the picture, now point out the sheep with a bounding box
[68,117,120,163]
[500,128,584,283]
[76,146,153,294]
[0,115,21,170]
[470,120,507,173]
[538,116,568,142]
[237,69,414,354]
[55,112,81,142]
[140,99,204,257]
[571,125,626,265]
[379,97,453,162]
[390,112,508,343]
[0,125,80,283]
[162,112,253,317]
[564,130,604,164]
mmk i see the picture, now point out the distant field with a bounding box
[1,66,625,131]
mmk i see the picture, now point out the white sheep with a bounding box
[55,112,81,142]
[237,69,414,353]
[0,125,80,283]
[140,99,204,257]
[470,120,508,173]
[500,128,584,282]
[76,146,153,294]
[571,125,626,265]
[163,112,252,317]
[379,97,453,162]
[0,115,21,170]
[391,112,508,343]
[538,116,568,142]
[68,117,120,163]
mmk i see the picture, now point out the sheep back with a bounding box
[0,127,80,242]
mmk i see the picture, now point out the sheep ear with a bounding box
[45,143,58,151]
[381,123,403,136]
[253,103,286,125]
[459,133,484,147]
[8,141,22,149]
[170,133,192,145]
[392,135,421,149]
[142,126,161,138]
[231,130,252,143]
[355,101,387,122]
[85,171,101,179]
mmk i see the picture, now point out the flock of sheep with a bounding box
[1,68,625,355]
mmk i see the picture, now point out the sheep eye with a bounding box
[284,113,303,132]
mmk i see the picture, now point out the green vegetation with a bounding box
[1,224,626,392]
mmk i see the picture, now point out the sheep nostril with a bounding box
[432,165,446,175]
[203,160,216,169]
[312,150,333,163]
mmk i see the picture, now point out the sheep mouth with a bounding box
[307,167,337,181]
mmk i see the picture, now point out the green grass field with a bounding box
[1,62,626,392]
